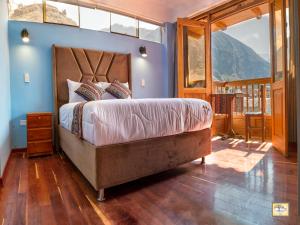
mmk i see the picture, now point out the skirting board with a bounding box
[0,148,26,187]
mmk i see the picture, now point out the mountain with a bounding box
[9,4,77,26]
[212,31,270,81]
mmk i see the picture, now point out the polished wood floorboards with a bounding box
[0,138,298,225]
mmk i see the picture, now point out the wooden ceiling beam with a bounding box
[215,21,227,31]
[252,7,263,19]
[191,0,269,22]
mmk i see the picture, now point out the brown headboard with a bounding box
[53,45,131,114]
[52,45,131,148]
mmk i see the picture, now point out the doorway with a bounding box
[211,4,272,141]
[177,0,294,157]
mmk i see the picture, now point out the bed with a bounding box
[52,45,212,201]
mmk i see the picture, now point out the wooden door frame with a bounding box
[190,0,291,150]
[269,0,289,155]
[188,0,293,154]
[292,0,300,215]
[177,18,212,100]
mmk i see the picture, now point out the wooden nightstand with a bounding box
[27,112,53,157]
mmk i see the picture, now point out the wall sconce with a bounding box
[139,46,147,58]
[21,29,30,43]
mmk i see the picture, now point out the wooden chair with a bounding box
[245,85,266,142]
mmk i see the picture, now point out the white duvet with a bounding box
[59,98,213,146]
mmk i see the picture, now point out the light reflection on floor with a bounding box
[207,137,273,172]
[193,137,298,224]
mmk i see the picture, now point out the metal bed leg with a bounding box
[97,189,105,202]
[201,157,205,165]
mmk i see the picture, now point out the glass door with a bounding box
[270,0,289,156]
[177,18,211,101]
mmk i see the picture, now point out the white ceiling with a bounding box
[81,0,232,23]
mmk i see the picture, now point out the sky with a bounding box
[223,14,271,62]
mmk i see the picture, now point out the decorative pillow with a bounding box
[106,80,132,99]
[75,83,104,101]
[67,79,86,103]
[86,81,106,97]
[95,81,131,100]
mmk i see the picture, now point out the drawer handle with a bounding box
[38,116,41,120]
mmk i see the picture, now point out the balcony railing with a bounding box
[213,77,271,115]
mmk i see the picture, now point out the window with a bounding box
[273,0,284,82]
[111,13,138,37]
[8,0,162,43]
[8,0,43,23]
[183,26,206,88]
[139,21,161,43]
[80,7,110,32]
[211,8,271,114]
[45,1,79,26]
[211,15,270,82]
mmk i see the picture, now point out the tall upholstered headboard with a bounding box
[52,45,131,129]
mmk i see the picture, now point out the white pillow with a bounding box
[95,82,131,100]
[101,92,119,100]
[67,79,87,103]
[97,82,129,89]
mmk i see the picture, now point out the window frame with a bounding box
[7,0,163,43]
[138,20,162,43]
[8,0,44,23]
[44,0,80,27]
[110,13,139,38]
[79,6,111,32]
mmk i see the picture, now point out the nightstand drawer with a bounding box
[27,115,52,128]
[27,141,53,155]
[27,128,52,141]
[27,112,53,157]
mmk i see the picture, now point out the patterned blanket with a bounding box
[71,102,86,138]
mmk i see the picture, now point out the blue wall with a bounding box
[8,21,169,148]
[0,0,11,176]
[162,23,176,98]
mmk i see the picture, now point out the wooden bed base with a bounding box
[59,126,211,201]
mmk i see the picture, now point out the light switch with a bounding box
[141,79,145,87]
[24,73,30,83]
[20,120,27,126]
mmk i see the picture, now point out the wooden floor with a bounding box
[0,137,298,225]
